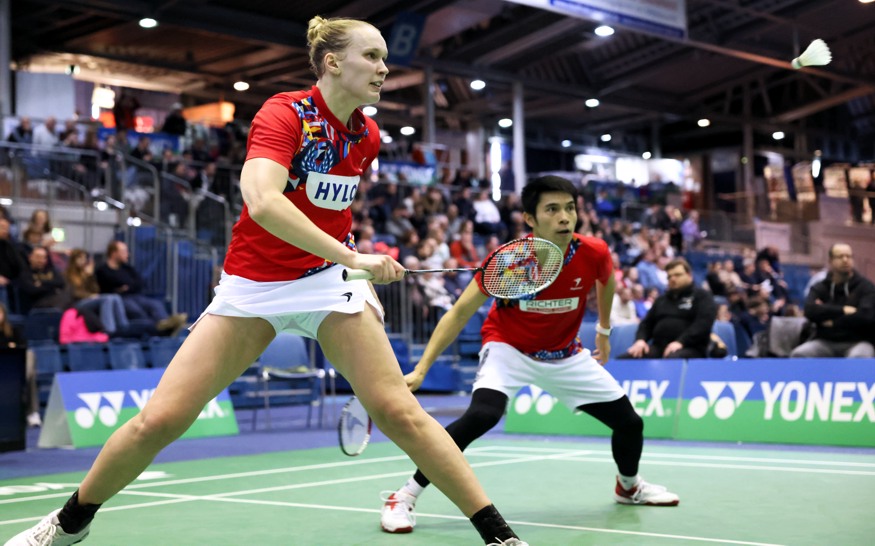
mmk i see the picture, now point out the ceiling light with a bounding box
[470,79,486,91]
[642,151,652,159]
[381,135,393,144]
[400,126,415,136]
[362,106,378,116]
[561,139,572,148]
[600,134,612,142]
[233,81,249,91]
[585,98,600,108]
[772,131,785,140]
[860,0,874,4]
[498,118,513,128]
[138,18,158,29]
[697,118,711,127]
[594,25,615,37]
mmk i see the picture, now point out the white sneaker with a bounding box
[379,490,416,533]
[614,477,680,506]
[4,509,90,545]
[487,539,529,546]
[27,412,42,428]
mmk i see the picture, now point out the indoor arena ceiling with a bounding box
[10,0,875,158]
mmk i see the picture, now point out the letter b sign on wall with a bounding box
[388,12,426,67]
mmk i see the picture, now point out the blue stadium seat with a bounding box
[24,308,64,343]
[711,320,738,359]
[30,341,63,406]
[578,321,597,351]
[66,342,110,372]
[610,323,640,357]
[147,336,184,368]
[107,339,147,370]
[254,333,325,428]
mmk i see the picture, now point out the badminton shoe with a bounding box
[380,490,416,533]
[614,477,680,506]
[3,509,90,545]
[487,539,529,546]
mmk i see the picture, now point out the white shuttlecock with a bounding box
[791,39,832,69]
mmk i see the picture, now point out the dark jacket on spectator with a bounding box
[636,283,717,353]
[95,262,145,295]
[19,263,71,312]
[804,270,875,343]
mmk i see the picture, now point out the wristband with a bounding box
[595,325,612,336]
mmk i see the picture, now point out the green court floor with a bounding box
[1,439,873,545]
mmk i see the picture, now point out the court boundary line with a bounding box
[2,488,788,546]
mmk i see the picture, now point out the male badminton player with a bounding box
[380,175,679,534]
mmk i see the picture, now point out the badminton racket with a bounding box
[338,396,372,457]
[343,236,564,300]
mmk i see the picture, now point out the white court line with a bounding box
[472,446,875,467]
[3,444,873,509]
[8,488,786,546]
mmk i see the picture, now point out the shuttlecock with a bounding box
[791,39,832,69]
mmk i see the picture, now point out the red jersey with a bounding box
[478,234,612,357]
[224,86,380,281]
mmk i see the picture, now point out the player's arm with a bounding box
[406,280,489,391]
[241,158,403,283]
[592,274,616,365]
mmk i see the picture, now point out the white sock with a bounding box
[618,474,639,490]
[401,478,424,498]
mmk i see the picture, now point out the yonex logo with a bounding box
[74,391,125,429]
[513,386,557,416]
[688,381,754,420]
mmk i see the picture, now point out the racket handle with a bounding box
[342,269,374,281]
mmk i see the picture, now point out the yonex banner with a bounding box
[677,359,875,447]
[505,359,684,438]
[505,358,875,447]
[38,369,238,449]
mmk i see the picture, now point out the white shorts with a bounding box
[473,341,626,410]
[191,265,383,339]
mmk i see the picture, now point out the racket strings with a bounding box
[481,238,563,299]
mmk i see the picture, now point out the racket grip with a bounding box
[342,269,374,281]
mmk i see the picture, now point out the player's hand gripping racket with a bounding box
[343,237,564,299]
[338,396,372,457]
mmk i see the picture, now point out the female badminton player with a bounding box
[5,16,526,546]
[379,175,679,535]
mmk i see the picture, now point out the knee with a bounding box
[621,411,644,435]
[848,342,875,359]
[464,403,504,430]
[128,406,193,447]
[367,396,426,437]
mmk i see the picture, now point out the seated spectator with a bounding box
[680,210,704,251]
[18,246,72,313]
[59,307,110,345]
[449,223,481,268]
[472,189,506,239]
[6,116,33,144]
[384,203,415,240]
[705,261,727,297]
[32,117,59,148]
[791,243,875,358]
[739,296,771,339]
[65,249,130,336]
[610,286,639,325]
[441,257,470,300]
[0,218,24,308]
[636,250,665,293]
[0,302,40,427]
[618,258,717,359]
[631,284,648,319]
[95,241,187,334]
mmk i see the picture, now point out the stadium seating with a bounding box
[66,342,110,372]
[107,339,148,370]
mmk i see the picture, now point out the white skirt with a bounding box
[191,265,383,339]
